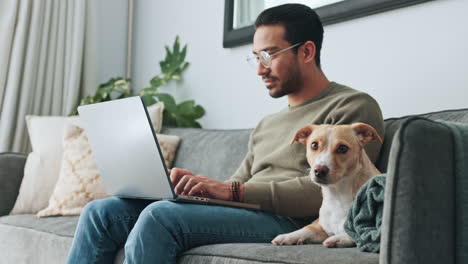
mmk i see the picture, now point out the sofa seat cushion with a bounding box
[0,214,126,264]
[0,214,379,264]
[179,243,379,264]
[0,214,79,237]
[0,214,77,264]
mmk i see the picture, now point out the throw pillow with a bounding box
[36,124,107,217]
[9,116,82,214]
[36,124,181,217]
[10,102,165,215]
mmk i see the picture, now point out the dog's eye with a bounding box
[336,145,348,154]
[311,142,319,150]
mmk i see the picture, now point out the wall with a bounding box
[132,0,468,129]
[82,0,128,97]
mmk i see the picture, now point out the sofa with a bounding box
[1,108,467,264]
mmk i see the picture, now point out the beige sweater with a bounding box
[229,82,384,217]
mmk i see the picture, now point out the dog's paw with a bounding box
[272,228,315,245]
[323,233,355,248]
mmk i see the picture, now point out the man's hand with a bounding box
[170,167,245,201]
[169,168,194,186]
[173,173,231,201]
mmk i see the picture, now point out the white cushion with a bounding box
[10,102,165,215]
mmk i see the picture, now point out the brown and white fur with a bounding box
[272,123,382,248]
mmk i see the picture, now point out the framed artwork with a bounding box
[223,0,434,48]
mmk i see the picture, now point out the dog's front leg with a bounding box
[323,233,355,248]
[272,219,328,245]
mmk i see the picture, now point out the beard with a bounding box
[267,60,303,98]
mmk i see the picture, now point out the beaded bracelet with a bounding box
[231,181,240,202]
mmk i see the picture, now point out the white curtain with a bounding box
[0,0,86,153]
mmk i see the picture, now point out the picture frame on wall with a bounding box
[223,0,435,48]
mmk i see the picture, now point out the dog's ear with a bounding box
[290,125,314,145]
[351,123,382,144]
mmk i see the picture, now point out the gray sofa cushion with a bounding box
[161,127,252,181]
[0,214,127,264]
[0,152,27,216]
[0,214,75,264]
[0,214,78,237]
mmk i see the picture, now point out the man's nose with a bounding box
[257,63,270,76]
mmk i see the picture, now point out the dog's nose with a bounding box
[314,165,329,179]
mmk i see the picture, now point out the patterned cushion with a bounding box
[37,124,180,217]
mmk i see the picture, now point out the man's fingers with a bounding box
[169,169,180,184]
[174,175,192,194]
[170,168,191,185]
[183,177,202,194]
[188,182,205,196]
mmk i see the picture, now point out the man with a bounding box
[67,3,384,264]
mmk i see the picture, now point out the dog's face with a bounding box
[291,123,382,185]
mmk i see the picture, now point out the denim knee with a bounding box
[134,201,179,230]
[80,197,123,227]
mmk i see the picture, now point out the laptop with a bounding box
[77,96,260,211]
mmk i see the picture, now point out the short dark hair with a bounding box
[255,4,324,67]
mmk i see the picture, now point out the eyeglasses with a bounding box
[246,42,303,69]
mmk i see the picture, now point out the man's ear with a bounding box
[351,123,382,145]
[290,125,314,145]
[302,41,316,65]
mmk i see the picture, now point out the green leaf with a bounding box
[139,86,157,96]
[162,110,177,127]
[175,117,201,128]
[173,36,180,55]
[192,121,202,128]
[160,61,168,73]
[164,46,172,60]
[181,62,189,72]
[150,77,163,88]
[177,100,195,114]
[141,95,157,106]
[180,45,187,62]
[192,105,205,118]
[155,93,177,112]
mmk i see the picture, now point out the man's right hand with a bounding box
[169,168,194,186]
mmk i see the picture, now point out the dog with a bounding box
[272,123,382,248]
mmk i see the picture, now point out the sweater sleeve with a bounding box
[227,152,254,184]
[244,176,322,217]
[326,93,385,163]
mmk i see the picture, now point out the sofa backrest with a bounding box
[161,127,252,182]
[376,108,468,172]
[163,108,468,181]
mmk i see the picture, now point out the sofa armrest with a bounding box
[380,117,455,264]
[0,152,27,216]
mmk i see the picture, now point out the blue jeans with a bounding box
[66,197,305,264]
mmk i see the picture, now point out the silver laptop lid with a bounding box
[78,96,174,199]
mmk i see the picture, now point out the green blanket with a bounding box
[344,174,386,253]
[344,120,468,259]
